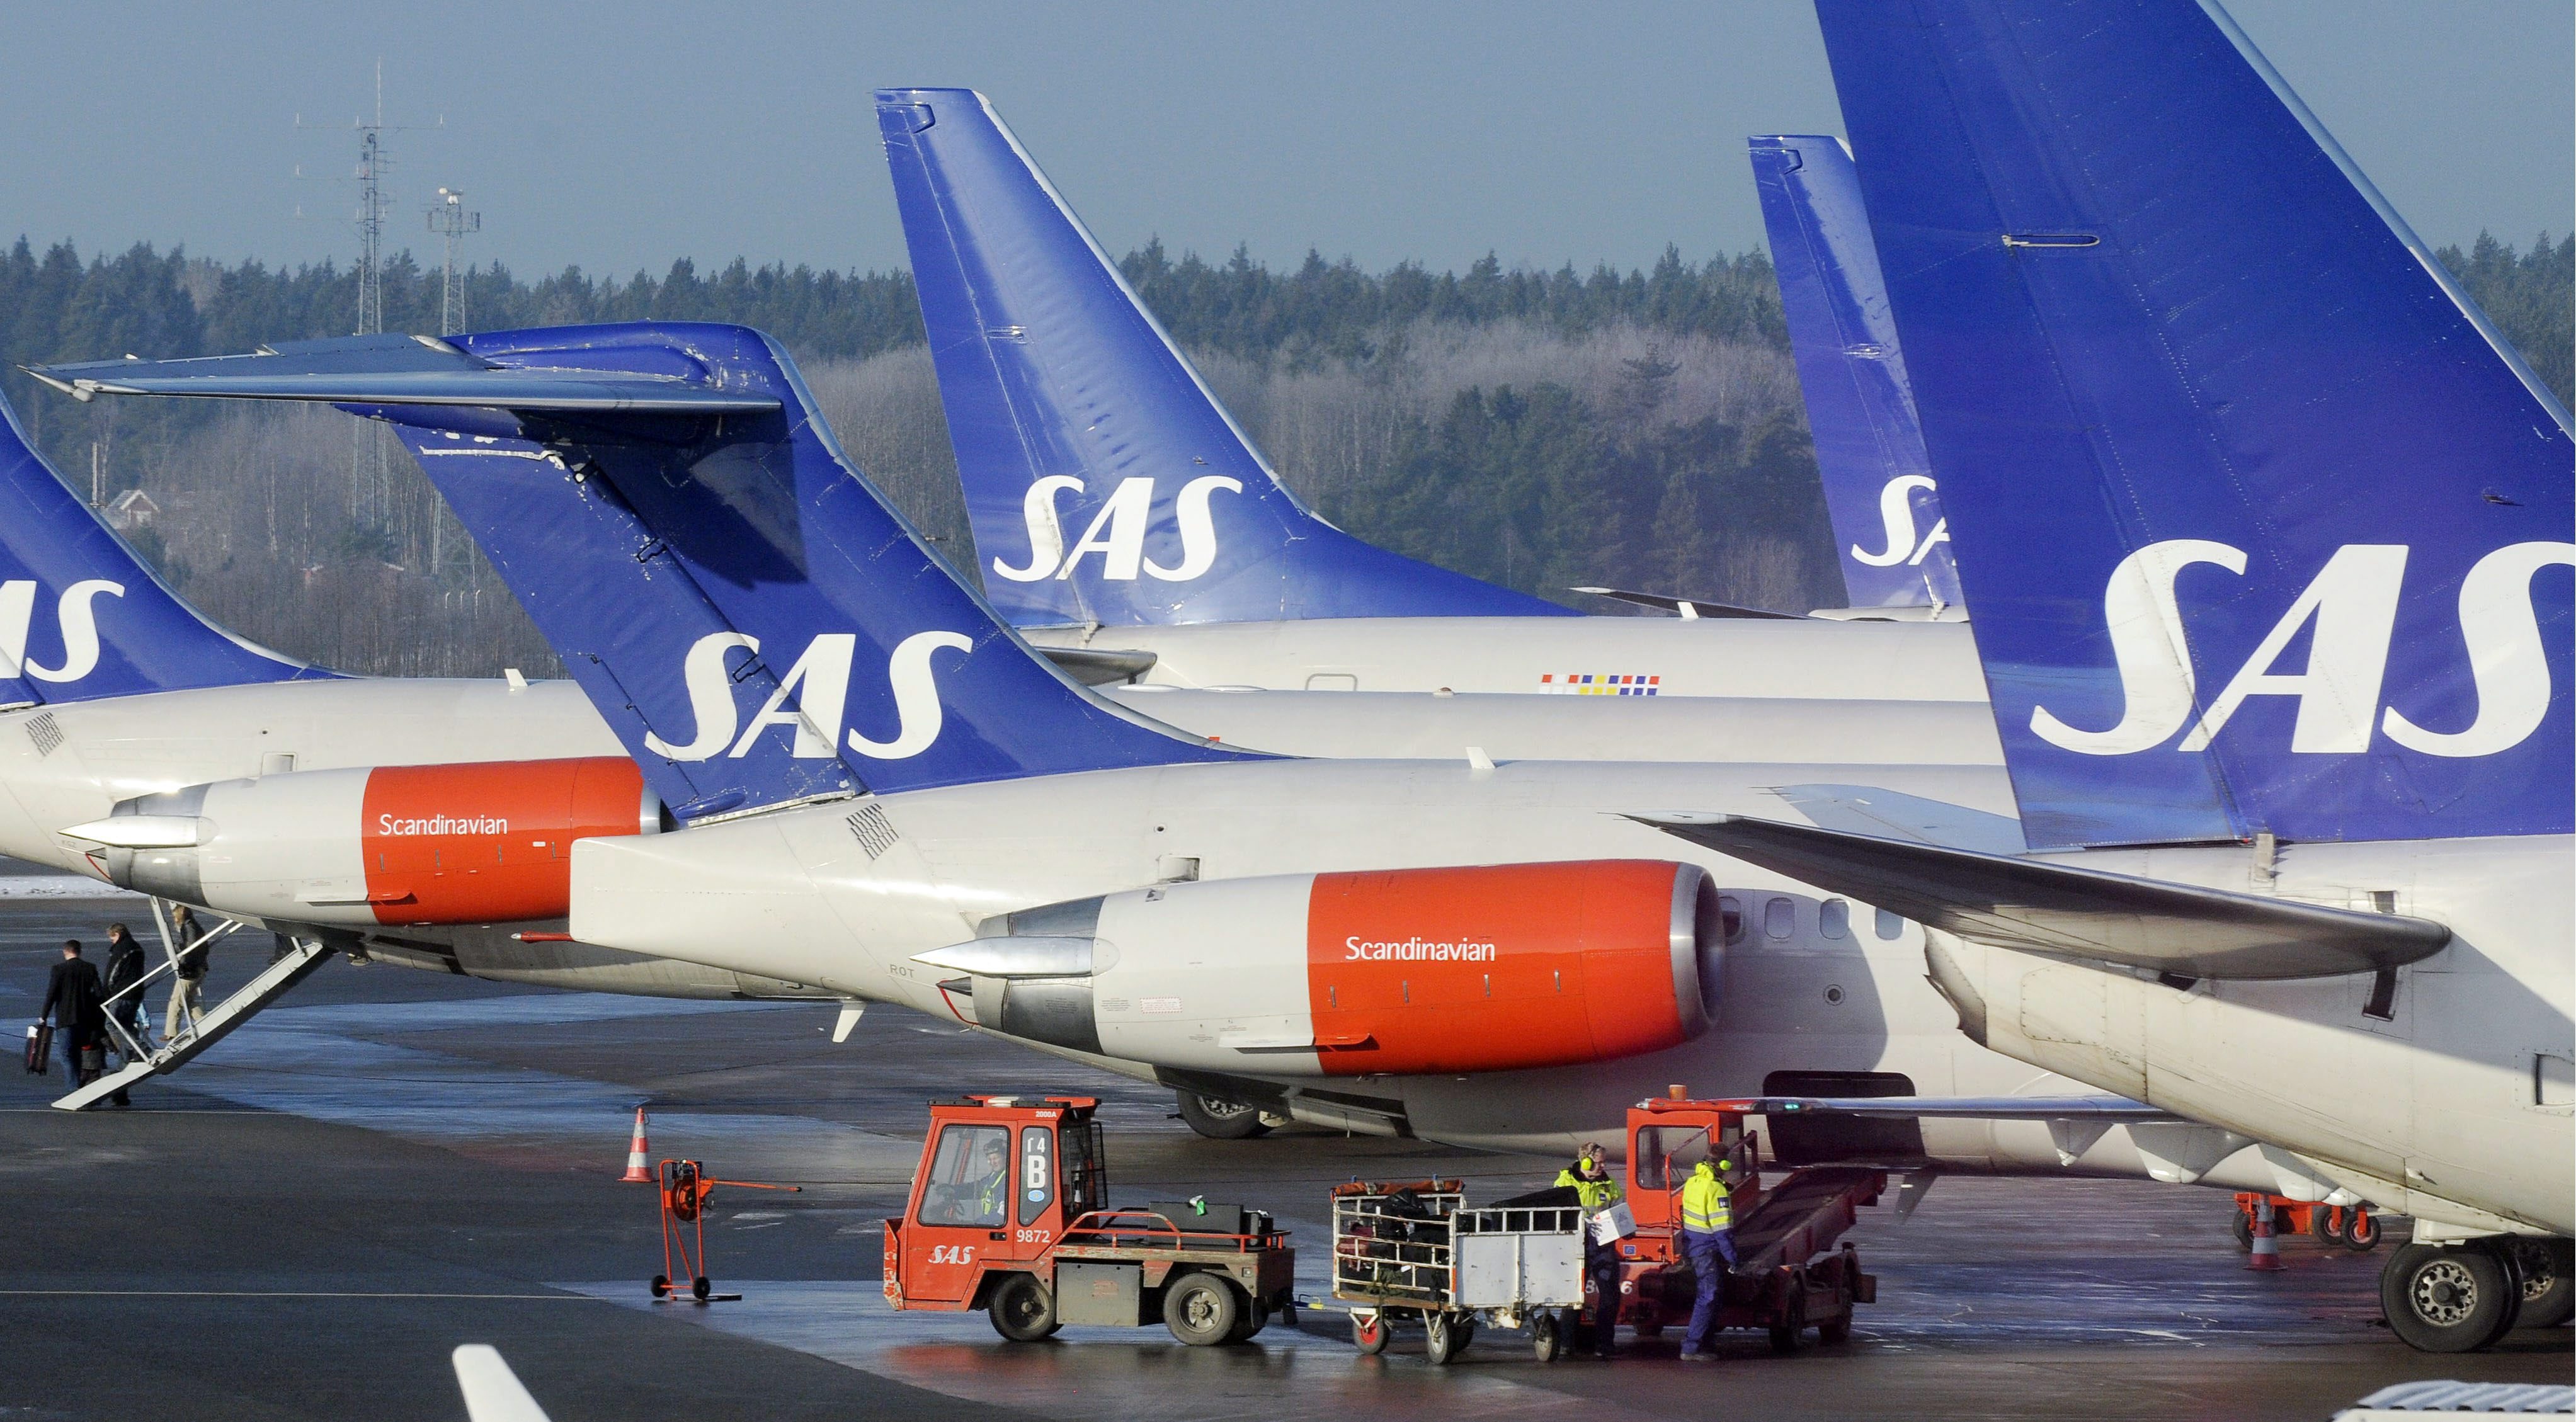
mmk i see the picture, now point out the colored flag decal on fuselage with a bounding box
[1539,673,1661,697]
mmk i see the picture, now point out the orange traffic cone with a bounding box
[2245,1196,2285,1271]
[622,1106,653,1183]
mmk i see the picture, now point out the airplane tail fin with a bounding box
[875,88,1572,626]
[0,382,315,706]
[35,327,1250,821]
[1816,0,2572,848]
[1749,135,1959,615]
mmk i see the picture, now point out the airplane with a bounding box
[0,388,849,999]
[1678,0,2571,1355]
[874,88,1986,698]
[46,318,2386,1213]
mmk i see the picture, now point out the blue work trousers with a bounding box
[1682,1228,1736,1354]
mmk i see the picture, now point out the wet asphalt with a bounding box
[0,890,2564,1421]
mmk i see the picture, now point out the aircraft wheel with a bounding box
[1164,1273,1242,1346]
[2381,1242,2516,1353]
[988,1272,1060,1341]
[1176,1090,1270,1140]
[1351,1311,1390,1355]
[2509,1239,2574,1331]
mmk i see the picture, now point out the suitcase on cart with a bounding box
[25,1021,53,1075]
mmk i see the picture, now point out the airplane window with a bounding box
[1819,898,1850,940]
[1716,895,1743,944]
[1764,897,1796,941]
[917,1123,1011,1227]
[1876,907,1905,940]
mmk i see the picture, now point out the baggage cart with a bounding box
[1333,1179,1589,1363]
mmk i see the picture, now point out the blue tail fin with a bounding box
[1816,0,2572,849]
[37,327,1251,820]
[1749,135,1960,613]
[0,387,315,705]
[875,88,1573,626]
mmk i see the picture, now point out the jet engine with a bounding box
[59,758,659,927]
[915,860,1724,1076]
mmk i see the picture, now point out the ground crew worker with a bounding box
[969,1134,1012,1226]
[1678,1156,1740,1361]
[1557,1142,1625,1359]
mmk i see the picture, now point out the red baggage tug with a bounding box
[882,1095,1297,1345]
[1609,1095,1884,1352]
[1332,1093,1886,1362]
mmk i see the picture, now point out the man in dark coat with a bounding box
[40,940,105,1087]
[100,923,149,1106]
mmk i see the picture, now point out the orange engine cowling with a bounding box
[931,860,1724,1078]
[67,757,659,928]
[1303,860,1721,1074]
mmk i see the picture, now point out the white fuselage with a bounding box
[565,754,2329,1192]
[1925,835,2575,1236]
[1034,616,1990,700]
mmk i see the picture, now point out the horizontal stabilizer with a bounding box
[30,334,777,414]
[1633,814,2450,980]
[1570,587,1803,620]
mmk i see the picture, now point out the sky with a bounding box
[1,1,2567,281]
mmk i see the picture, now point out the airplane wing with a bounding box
[1757,1095,2174,1121]
[452,1346,551,1422]
[1632,812,2451,980]
[27,334,776,414]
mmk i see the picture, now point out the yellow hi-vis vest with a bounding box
[1680,1163,1732,1233]
[1556,1161,1623,1211]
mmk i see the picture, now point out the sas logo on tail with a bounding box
[1849,474,1949,569]
[643,629,971,765]
[2036,540,2574,759]
[0,579,124,683]
[993,475,1243,584]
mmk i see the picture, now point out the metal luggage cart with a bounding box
[1331,1179,1587,1363]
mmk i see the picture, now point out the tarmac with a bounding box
[1,889,2565,1421]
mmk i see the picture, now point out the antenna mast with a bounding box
[426,188,481,335]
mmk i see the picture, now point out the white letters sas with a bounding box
[0,579,126,684]
[646,629,973,764]
[1849,474,1951,569]
[991,475,1243,584]
[2031,539,2572,759]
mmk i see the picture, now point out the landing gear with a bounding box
[1175,1090,1270,1140]
[2509,1238,2575,1331]
[2380,1241,2517,1353]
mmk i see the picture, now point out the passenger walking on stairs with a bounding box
[1678,1158,1739,1360]
[1556,1142,1625,1358]
[41,940,105,1089]
[164,907,208,1040]
[100,923,148,1106]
